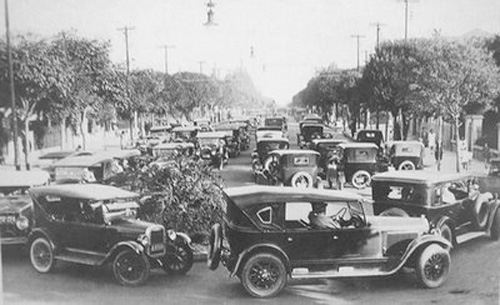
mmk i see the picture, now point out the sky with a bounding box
[1,0,500,106]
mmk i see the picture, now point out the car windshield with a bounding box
[345,148,377,162]
[102,199,140,222]
[199,137,221,146]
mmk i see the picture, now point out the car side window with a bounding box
[256,206,272,225]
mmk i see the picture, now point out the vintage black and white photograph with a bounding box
[1,0,500,304]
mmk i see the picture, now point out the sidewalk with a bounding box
[421,148,488,176]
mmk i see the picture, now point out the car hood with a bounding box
[366,215,429,233]
[0,196,31,214]
[107,218,160,235]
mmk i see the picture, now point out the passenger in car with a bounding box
[308,202,340,229]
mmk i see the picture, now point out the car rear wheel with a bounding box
[241,253,287,298]
[351,170,371,189]
[379,207,410,217]
[398,160,415,170]
[290,171,313,188]
[207,224,222,270]
[113,249,150,286]
[161,242,194,274]
[30,237,56,273]
[415,244,450,288]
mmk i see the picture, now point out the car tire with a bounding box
[351,170,371,189]
[207,223,222,270]
[438,223,455,245]
[112,249,150,286]
[398,160,416,171]
[290,171,313,188]
[30,237,56,273]
[161,242,194,274]
[241,253,287,298]
[379,207,410,217]
[473,195,490,230]
[415,244,450,288]
[490,208,500,241]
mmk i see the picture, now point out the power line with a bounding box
[370,22,386,49]
[158,45,175,75]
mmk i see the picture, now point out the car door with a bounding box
[283,201,340,263]
[427,182,464,226]
[65,201,108,253]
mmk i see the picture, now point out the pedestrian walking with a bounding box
[483,143,491,169]
[428,129,436,154]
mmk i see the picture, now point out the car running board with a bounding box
[291,264,395,279]
[456,231,486,244]
[55,248,107,266]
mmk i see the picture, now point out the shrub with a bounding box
[108,153,225,242]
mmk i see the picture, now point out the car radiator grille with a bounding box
[147,227,166,257]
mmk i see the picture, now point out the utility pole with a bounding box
[118,26,135,141]
[351,34,365,71]
[370,22,386,49]
[198,61,205,74]
[5,0,20,170]
[398,0,418,41]
[159,45,175,75]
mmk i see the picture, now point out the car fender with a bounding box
[105,241,145,263]
[394,234,452,273]
[175,232,193,249]
[435,215,455,232]
[28,228,59,252]
[231,243,290,277]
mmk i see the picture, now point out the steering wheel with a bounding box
[347,214,364,228]
[330,207,347,222]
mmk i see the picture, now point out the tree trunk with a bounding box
[23,119,30,170]
[80,107,90,150]
[455,116,461,173]
[437,115,443,171]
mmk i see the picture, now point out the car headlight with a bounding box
[15,216,29,231]
[138,234,150,246]
[167,229,177,241]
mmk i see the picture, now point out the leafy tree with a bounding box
[414,37,500,171]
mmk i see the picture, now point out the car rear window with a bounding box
[372,182,427,205]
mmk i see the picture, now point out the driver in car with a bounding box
[308,202,341,229]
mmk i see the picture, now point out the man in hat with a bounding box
[308,202,341,229]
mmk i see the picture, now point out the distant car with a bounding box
[297,123,328,149]
[171,126,199,143]
[264,116,287,132]
[255,126,287,142]
[28,184,194,286]
[208,185,452,298]
[255,149,321,188]
[310,138,348,188]
[251,137,290,174]
[387,141,425,170]
[356,129,385,149]
[0,170,50,245]
[335,143,388,189]
[372,171,500,244]
[197,131,229,170]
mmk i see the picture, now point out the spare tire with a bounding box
[351,170,371,189]
[473,193,491,230]
[398,160,416,171]
[207,223,222,270]
[290,171,313,188]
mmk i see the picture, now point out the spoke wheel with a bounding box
[113,249,150,286]
[241,253,287,298]
[30,237,56,273]
[290,171,313,188]
[162,242,194,274]
[415,244,450,288]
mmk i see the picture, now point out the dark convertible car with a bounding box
[208,186,452,298]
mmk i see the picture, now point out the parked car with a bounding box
[197,131,229,170]
[372,171,500,244]
[28,184,193,286]
[207,185,452,298]
[335,142,388,189]
[50,153,115,183]
[0,170,50,245]
[297,123,331,149]
[39,150,94,180]
[255,149,321,188]
[251,137,290,172]
[255,126,287,142]
[150,142,196,159]
[387,141,425,170]
[356,129,385,149]
[149,125,173,142]
[171,126,199,143]
[301,113,323,124]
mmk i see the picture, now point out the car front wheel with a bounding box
[415,244,450,288]
[113,249,150,286]
[30,237,56,273]
[241,253,287,298]
[351,170,371,189]
[161,242,194,274]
